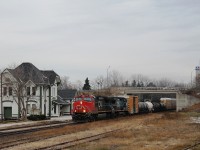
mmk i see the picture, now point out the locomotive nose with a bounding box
[75,101,86,113]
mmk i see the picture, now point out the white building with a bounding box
[0,62,63,120]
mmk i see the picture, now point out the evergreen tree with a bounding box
[82,77,91,90]
[137,82,141,87]
[140,81,144,87]
[147,82,156,87]
[125,80,129,87]
[131,80,136,87]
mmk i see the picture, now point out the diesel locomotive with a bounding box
[72,95,176,122]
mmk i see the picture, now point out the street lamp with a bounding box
[107,66,110,88]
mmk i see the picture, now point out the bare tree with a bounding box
[72,80,83,91]
[129,74,152,87]
[109,70,124,87]
[59,76,73,89]
[12,80,28,120]
[157,78,176,87]
[93,75,105,89]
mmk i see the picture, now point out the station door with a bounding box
[4,107,12,119]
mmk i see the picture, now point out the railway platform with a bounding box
[0,115,72,129]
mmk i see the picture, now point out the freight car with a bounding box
[160,98,176,110]
[151,102,165,112]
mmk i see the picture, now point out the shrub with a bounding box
[27,115,46,121]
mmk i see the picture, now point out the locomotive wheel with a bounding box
[86,114,97,122]
[94,114,98,120]
[89,116,95,122]
[115,112,119,117]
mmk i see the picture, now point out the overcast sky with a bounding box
[0,0,200,84]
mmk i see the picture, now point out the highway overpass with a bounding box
[114,87,200,111]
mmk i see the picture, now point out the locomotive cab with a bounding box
[72,95,98,122]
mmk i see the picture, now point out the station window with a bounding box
[54,104,56,114]
[27,87,30,96]
[32,104,36,110]
[32,87,36,95]
[3,87,7,96]
[52,87,56,97]
[9,87,12,96]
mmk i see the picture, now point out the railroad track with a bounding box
[183,141,200,150]
[0,112,197,150]
[34,128,122,150]
[0,131,68,149]
[0,120,70,132]
[0,122,73,137]
[0,122,76,149]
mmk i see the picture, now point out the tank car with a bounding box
[138,102,149,113]
[152,102,165,112]
[145,101,154,112]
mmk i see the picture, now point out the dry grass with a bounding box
[71,112,200,150]
[3,112,200,150]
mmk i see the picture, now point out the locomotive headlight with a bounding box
[75,110,77,112]
[83,109,86,113]
[80,101,82,105]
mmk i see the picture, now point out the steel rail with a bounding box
[0,122,76,149]
[0,122,73,137]
[35,128,122,150]
[183,141,200,150]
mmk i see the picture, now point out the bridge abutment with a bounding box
[176,93,200,111]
